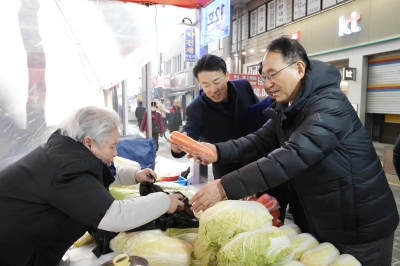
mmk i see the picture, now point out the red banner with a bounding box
[228,73,268,98]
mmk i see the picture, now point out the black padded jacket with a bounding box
[216,60,399,245]
[172,79,259,179]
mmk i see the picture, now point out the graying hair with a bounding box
[266,36,310,70]
[59,106,120,145]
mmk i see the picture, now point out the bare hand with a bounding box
[134,168,157,183]
[167,193,185,214]
[187,142,218,165]
[168,132,187,153]
[188,179,226,213]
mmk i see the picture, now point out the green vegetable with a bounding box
[329,254,361,266]
[290,233,319,261]
[109,186,140,200]
[192,238,219,266]
[197,200,273,246]
[217,226,293,266]
[279,223,302,239]
[110,230,193,266]
[300,242,340,266]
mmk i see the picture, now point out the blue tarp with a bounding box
[116,134,156,170]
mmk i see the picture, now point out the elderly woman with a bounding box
[0,106,184,266]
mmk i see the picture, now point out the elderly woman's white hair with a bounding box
[59,106,120,145]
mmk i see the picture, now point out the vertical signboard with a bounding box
[257,5,266,34]
[184,28,196,62]
[293,0,306,20]
[200,0,231,46]
[250,9,257,37]
[276,0,287,26]
[267,0,276,31]
[307,0,321,15]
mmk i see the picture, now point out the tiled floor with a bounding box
[127,122,400,265]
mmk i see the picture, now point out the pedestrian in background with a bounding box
[135,101,146,127]
[166,99,182,132]
[140,102,164,151]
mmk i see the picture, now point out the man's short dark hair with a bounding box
[193,54,227,79]
[266,36,310,70]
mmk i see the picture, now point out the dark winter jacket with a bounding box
[172,79,259,178]
[135,106,146,120]
[166,106,182,126]
[394,135,400,177]
[0,129,115,265]
[246,96,274,134]
[216,60,399,245]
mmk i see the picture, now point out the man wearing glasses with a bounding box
[184,36,398,264]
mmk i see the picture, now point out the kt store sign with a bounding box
[228,73,267,98]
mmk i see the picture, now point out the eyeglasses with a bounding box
[260,62,296,83]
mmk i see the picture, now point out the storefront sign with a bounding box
[171,72,186,90]
[154,75,171,89]
[200,0,230,46]
[343,67,356,81]
[291,31,300,40]
[184,28,196,62]
[339,11,361,36]
[229,73,267,98]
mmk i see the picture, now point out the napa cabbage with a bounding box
[197,200,273,246]
[300,242,340,266]
[329,254,361,266]
[279,223,302,239]
[192,238,219,266]
[290,233,319,260]
[110,230,193,266]
[217,226,293,266]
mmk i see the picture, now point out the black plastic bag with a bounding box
[91,182,199,257]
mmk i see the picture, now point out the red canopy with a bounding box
[120,0,212,9]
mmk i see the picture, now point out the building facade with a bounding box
[208,0,400,144]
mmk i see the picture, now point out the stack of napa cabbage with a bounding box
[110,229,193,266]
[192,200,296,265]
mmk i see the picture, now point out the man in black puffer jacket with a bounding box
[187,37,399,265]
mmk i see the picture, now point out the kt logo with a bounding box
[339,11,361,36]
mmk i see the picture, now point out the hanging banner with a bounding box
[276,0,287,26]
[200,0,231,46]
[184,27,196,62]
[293,0,306,20]
[257,5,266,34]
[267,0,276,31]
[250,9,257,37]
